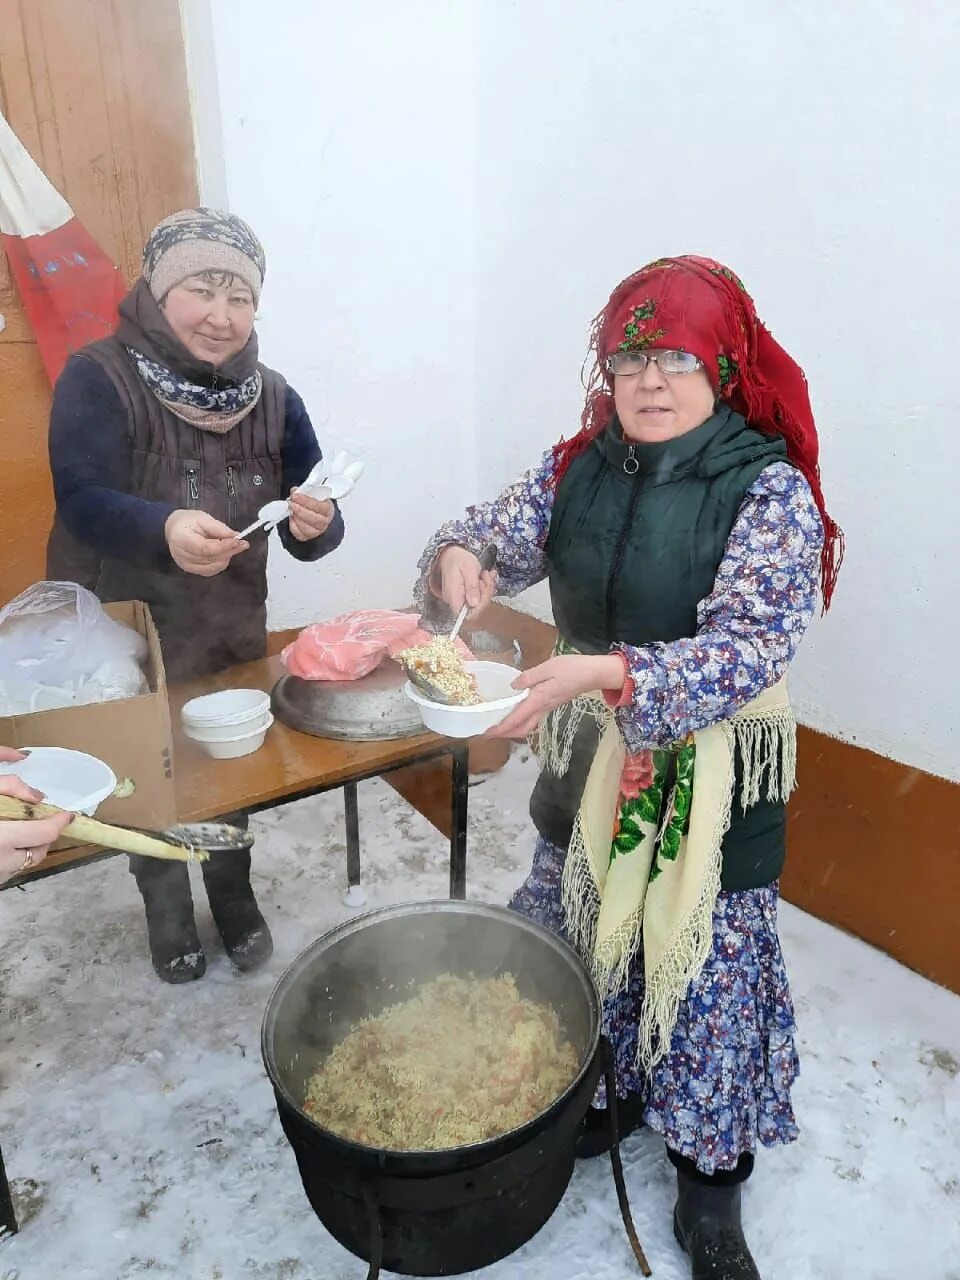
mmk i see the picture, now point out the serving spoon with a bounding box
[400,544,499,705]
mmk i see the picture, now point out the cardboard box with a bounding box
[0,601,177,842]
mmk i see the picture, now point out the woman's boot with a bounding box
[672,1152,761,1279]
[129,855,206,984]
[200,846,273,972]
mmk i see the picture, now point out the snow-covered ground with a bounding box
[1,751,958,1280]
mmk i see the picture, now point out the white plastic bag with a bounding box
[0,581,148,714]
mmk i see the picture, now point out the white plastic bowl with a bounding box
[184,713,274,759]
[403,661,527,739]
[0,746,117,815]
[181,688,271,730]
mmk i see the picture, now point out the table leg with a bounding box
[342,782,366,908]
[449,744,469,900]
[0,1143,18,1237]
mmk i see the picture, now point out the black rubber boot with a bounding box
[575,1093,645,1159]
[129,855,206,984]
[201,847,273,972]
[673,1156,761,1279]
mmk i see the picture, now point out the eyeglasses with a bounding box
[606,349,703,377]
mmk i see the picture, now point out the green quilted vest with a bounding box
[531,405,792,890]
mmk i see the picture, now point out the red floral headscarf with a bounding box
[553,255,843,609]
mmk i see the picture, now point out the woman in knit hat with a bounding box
[47,208,345,984]
[415,255,842,1280]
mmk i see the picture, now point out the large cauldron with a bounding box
[262,901,604,1277]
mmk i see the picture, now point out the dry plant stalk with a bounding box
[0,796,207,863]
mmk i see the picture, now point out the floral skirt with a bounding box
[509,836,800,1174]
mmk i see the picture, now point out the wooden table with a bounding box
[6,601,560,893]
[169,652,470,898]
[5,652,471,900]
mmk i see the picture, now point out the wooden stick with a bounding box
[602,1038,652,1275]
[0,796,207,863]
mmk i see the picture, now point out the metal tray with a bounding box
[270,659,424,741]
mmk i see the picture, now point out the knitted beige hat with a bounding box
[142,207,266,304]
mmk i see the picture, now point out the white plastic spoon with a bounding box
[234,455,364,539]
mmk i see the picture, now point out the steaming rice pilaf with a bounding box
[303,973,579,1150]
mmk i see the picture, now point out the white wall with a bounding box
[183,0,478,630]
[184,0,960,782]
[468,0,960,781]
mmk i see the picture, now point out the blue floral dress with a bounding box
[416,453,820,1173]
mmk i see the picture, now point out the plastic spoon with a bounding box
[234,455,364,539]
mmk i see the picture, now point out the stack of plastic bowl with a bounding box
[181,689,274,759]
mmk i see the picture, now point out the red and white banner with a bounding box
[0,109,127,385]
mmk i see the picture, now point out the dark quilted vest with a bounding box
[532,405,792,890]
[46,336,286,681]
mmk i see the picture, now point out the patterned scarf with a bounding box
[552,255,843,609]
[535,643,797,1070]
[116,278,262,434]
[124,346,262,433]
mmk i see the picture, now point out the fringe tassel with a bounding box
[560,813,601,956]
[561,816,644,1001]
[593,913,644,1002]
[735,707,797,811]
[534,693,610,779]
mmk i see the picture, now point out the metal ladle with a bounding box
[401,544,499,706]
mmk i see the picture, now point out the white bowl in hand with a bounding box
[403,661,527,739]
[0,746,117,815]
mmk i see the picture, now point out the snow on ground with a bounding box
[1,750,958,1280]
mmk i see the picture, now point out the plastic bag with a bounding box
[0,581,148,714]
[76,656,151,706]
[281,610,473,682]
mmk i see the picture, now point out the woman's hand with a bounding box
[0,750,74,884]
[431,546,498,618]
[486,653,626,739]
[288,489,335,542]
[165,510,249,577]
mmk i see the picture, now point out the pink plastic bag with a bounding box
[280,610,473,682]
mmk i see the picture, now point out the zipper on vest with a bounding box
[185,466,200,508]
[605,468,644,642]
[226,464,238,528]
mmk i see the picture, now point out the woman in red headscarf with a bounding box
[415,256,842,1279]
